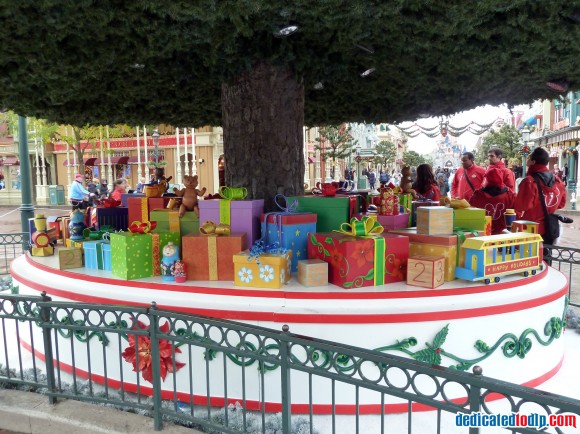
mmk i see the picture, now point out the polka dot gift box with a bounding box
[110,232,153,280]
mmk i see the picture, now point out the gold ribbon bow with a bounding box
[200,220,231,236]
[338,216,384,237]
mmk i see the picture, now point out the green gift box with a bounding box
[453,207,487,231]
[110,232,153,280]
[287,195,358,232]
[150,209,200,237]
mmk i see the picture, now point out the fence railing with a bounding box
[544,245,580,309]
[1,292,579,434]
[0,232,27,276]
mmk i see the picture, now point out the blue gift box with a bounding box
[260,213,317,272]
[84,240,112,271]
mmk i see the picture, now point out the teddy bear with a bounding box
[399,166,417,198]
[173,175,206,217]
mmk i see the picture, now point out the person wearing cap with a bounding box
[69,173,94,210]
[98,178,109,197]
[468,167,516,235]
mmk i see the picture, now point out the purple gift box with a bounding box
[353,212,409,230]
[121,192,145,207]
[199,199,264,244]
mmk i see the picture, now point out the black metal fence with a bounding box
[1,292,579,434]
[544,245,580,309]
[0,232,27,276]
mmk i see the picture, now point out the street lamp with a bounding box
[152,129,160,164]
[521,127,530,178]
[355,145,365,190]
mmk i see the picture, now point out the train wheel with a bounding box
[531,269,537,275]
[484,279,491,285]
[523,271,529,277]
[494,277,500,283]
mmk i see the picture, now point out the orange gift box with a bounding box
[182,233,247,281]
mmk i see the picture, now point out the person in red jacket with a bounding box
[487,148,516,193]
[451,152,486,201]
[412,163,441,202]
[469,167,516,234]
[514,147,566,239]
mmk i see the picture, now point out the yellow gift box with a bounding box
[233,250,292,289]
[31,246,54,257]
[409,242,457,281]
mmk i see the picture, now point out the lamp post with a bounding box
[353,145,361,191]
[152,129,160,164]
[521,127,530,178]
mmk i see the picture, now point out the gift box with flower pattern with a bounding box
[307,217,409,289]
[233,250,292,289]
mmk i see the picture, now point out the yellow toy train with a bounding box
[454,232,543,284]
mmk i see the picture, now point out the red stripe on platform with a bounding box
[19,339,564,415]
[22,253,548,300]
[12,261,568,324]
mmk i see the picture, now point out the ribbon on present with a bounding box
[82,225,116,240]
[218,186,248,225]
[248,194,296,265]
[336,216,386,285]
[151,233,161,275]
[199,220,231,236]
[129,220,157,234]
[95,197,121,208]
[454,226,481,265]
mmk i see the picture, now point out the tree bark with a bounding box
[222,62,305,211]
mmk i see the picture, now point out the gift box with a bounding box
[233,250,292,289]
[58,247,83,269]
[397,193,414,226]
[388,227,482,280]
[128,197,150,224]
[453,207,487,231]
[149,209,199,237]
[150,231,182,276]
[47,216,64,240]
[182,233,247,281]
[121,192,146,208]
[65,238,90,251]
[408,243,457,281]
[287,196,359,232]
[61,217,71,243]
[84,241,112,271]
[110,233,153,280]
[416,206,454,235]
[297,259,328,287]
[354,213,409,230]
[93,207,128,231]
[199,199,264,244]
[148,197,172,211]
[261,212,317,272]
[411,200,440,227]
[484,215,492,236]
[308,230,409,289]
[377,188,399,216]
[407,255,445,289]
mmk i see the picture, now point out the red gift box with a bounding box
[307,231,409,289]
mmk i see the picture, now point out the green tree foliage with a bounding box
[371,140,397,171]
[402,150,429,168]
[315,125,357,179]
[474,125,522,166]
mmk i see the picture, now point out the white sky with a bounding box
[402,104,528,155]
